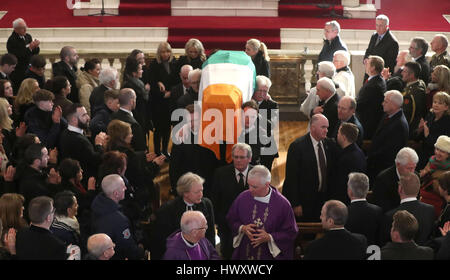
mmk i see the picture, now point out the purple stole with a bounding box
[186,243,207,260]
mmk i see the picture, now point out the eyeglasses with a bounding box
[232,156,248,160]
[194,225,208,231]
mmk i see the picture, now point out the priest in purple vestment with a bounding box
[226,165,298,260]
[163,211,220,260]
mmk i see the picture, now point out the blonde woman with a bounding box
[427,65,450,109]
[245,38,270,78]
[13,78,39,124]
[177,38,206,73]
[149,42,178,157]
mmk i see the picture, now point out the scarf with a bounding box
[54,215,80,234]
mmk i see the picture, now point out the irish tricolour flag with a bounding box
[198,50,256,163]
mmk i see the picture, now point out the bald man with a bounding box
[430,34,450,70]
[170,64,194,125]
[85,233,115,260]
[283,114,337,222]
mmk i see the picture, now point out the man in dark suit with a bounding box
[59,103,106,182]
[381,172,435,246]
[356,55,387,140]
[346,172,382,246]
[177,69,201,109]
[252,75,279,171]
[330,123,366,204]
[303,200,367,260]
[0,53,17,81]
[330,96,364,147]
[52,46,79,103]
[318,20,348,63]
[370,147,419,213]
[311,77,340,138]
[367,90,409,182]
[90,67,118,117]
[170,64,193,126]
[6,18,40,92]
[409,37,430,85]
[111,88,147,152]
[211,143,253,260]
[381,210,434,260]
[282,114,337,222]
[363,14,399,79]
[150,172,215,260]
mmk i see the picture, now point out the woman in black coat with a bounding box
[176,38,207,77]
[149,42,178,157]
[245,38,270,78]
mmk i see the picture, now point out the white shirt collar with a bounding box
[181,232,198,248]
[329,227,345,231]
[401,197,417,204]
[310,133,320,147]
[351,198,367,203]
[68,125,84,135]
[235,166,249,178]
[254,187,272,204]
[120,107,133,117]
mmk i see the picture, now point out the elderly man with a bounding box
[0,54,17,81]
[85,233,116,260]
[332,50,355,98]
[311,77,340,138]
[364,14,399,79]
[381,172,435,246]
[367,90,409,181]
[227,165,298,260]
[346,172,383,246]
[151,172,215,260]
[91,174,147,260]
[283,114,336,222]
[177,68,201,109]
[330,96,363,147]
[52,46,80,103]
[252,75,279,171]
[163,211,220,260]
[370,147,418,213]
[381,210,434,260]
[170,65,193,117]
[211,143,253,259]
[303,200,367,260]
[318,20,348,63]
[430,34,450,70]
[7,18,40,92]
[401,61,427,137]
[300,61,336,119]
[409,37,431,85]
[90,67,119,116]
[356,55,387,139]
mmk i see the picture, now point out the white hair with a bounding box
[395,147,419,165]
[347,172,369,199]
[376,14,389,26]
[248,165,271,185]
[325,20,341,33]
[384,90,403,107]
[101,174,124,198]
[188,69,202,82]
[318,61,336,78]
[180,211,205,234]
[256,75,272,89]
[99,67,118,86]
[180,64,193,74]
[12,18,26,29]
[333,50,351,66]
[317,77,336,93]
[435,34,449,49]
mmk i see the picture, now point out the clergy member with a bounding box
[163,211,220,260]
[226,165,298,260]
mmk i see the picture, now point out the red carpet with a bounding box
[118,0,170,16]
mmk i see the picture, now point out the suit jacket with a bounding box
[329,143,367,205]
[89,84,109,117]
[356,75,387,139]
[318,35,348,62]
[122,77,151,132]
[330,114,364,147]
[303,229,367,260]
[111,109,147,152]
[381,241,434,260]
[346,200,383,246]
[282,133,337,221]
[415,55,430,85]
[150,196,215,260]
[367,110,408,181]
[7,31,40,91]
[364,29,399,75]
[320,93,340,138]
[382,200,436,246]
[176,87,198,109]
[370,165,400,213]
[52,61,79,103]
[16,225,68,260]
[169,83,187,125]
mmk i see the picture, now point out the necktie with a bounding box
[186,205,194,211]
[317,142,327,192]
[375,35,382,46]
[318,100,325,106]
[238,172,245,189]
